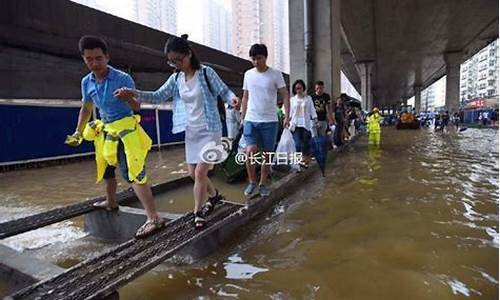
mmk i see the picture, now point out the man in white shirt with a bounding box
[240,44,290,197]
[482,111,489,126]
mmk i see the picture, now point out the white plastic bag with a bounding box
[273,128,300,171]
[238,135,247,153]
[310,123,318,138]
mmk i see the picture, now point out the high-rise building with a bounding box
[272,0,289,72]
[460,39,498,104]
[232,0,262,59]
[71,0,99,8]
[422,85,435,112]
[134,0,177,35]
[202,0,232,53]
[232,0,289,72]
[417,75,446,112]
[341,71,361,100]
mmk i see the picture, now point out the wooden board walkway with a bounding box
[6,201,243,300]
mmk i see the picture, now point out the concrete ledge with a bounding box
[0,244,63,290]
[0,242,119,300]
[84,206,183,243]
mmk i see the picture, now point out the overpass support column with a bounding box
[356,62,373,111]
[414,86,422,113]
[444,51,462,113]
[288,0,341,98]
[289,0,306,91]
[326,0,341,99]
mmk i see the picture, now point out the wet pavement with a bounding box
[0,127,498,299]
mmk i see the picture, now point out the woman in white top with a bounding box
[114,35,239,229]
[289,80,317,168]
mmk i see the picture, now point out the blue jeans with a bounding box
[292,127,311,156]
[317,121,328,136]
[243,121,278,152]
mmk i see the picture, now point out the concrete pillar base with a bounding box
[444,51,462,113]
[289,0,341,97]
[355,62,374,111]
[414,86,422,113]
[83,205,245,262]
[84,206,182,243]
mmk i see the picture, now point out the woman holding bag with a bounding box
[289,80,317,169]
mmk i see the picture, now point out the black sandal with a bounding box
[202,189,224,216]
[194,211,207,229]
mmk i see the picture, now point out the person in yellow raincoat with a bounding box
[367,107,382,146]
[66,35,163,239]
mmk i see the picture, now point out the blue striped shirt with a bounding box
[81,65,135,123]
[136,65,236,134]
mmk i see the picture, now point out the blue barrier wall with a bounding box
[141,108,185,145]
[463,108,495,124]
[0,105,185,164]
[0,104,93,163]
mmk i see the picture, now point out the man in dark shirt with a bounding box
[311,81,332,136]
[441,110,450,130]
[333,96,346,146]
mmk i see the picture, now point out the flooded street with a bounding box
[1,127,498,299]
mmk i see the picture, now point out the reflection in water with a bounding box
[1,128,498,299]
[363,140,382,196]
[358,142,382,187]
[439,275,483,297]
[223,254,269,280]
[368,131,381,147]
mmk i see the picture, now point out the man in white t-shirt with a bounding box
[240,44,290,197]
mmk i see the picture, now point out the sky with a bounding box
[177,0,204,43]
[89,0,135,20]
[177,0,232,44]
[71,0,231,46]
[71,0,231,38]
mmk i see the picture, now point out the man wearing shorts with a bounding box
[240,44,290,197]
[68,35,162,238]
[311,81,332,136]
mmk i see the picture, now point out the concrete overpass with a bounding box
[0,0,254,100]
[289,0,499,112]
[1,0,498,113]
